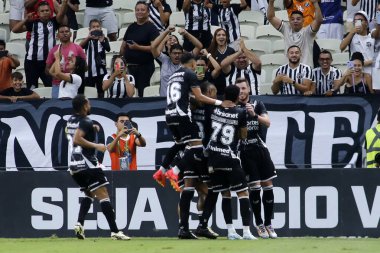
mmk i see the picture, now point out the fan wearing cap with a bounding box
[352,0,378,30]
[340,10,375,74]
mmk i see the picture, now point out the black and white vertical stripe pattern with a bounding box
[218,5,241,43]
[226,65,261,95]
[149,3,167,32]
[312,66,342,95]
[85,40,107,78]
[360,0,378,21]
[27,20,57,61]
[275,63,313,95]
[104,74,135,98]
[185,1,211,31]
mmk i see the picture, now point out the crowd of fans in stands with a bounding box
[0,0,379,102]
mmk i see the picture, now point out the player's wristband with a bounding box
[214,100,222,106]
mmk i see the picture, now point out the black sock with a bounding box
[77,197,93,225]
[200,190,218,228]
[239,197,251,226]
[262,186,274,226]
[161,143,185,169]
[179,188,195,230]
[249,186,263,225]
[100,199,119,233]
[222,196,232,225]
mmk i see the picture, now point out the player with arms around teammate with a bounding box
[207,85,256,240]
[164,53,228,239]
[236,77,278,239]
[65,95,130,240]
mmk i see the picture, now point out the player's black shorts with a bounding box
[240,144,277,186]
[71,168,109,192]
[166,115,202,144]
[209,167,248,193]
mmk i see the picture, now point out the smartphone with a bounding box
[124,120,133,130]
[90,30,103,37]
[377,10,380,25]
[355,19,362,28]
[196,65,204,75]
[126,40,134,44]
[347,61,354,69]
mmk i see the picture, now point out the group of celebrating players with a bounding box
[153,52,278,240]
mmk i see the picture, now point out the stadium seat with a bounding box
[144,85,160,97]
[0,28,7,41]
[170,11,186,28]
[9,32,26,45]
[115,13,122,29]
[113,0,136,14]
[274,0,284,11]
[84,86,98,98]
[316,39,342,54]
[260,53,287,83]
[260,83,273,95]
[0,13,10,41]
[33,87,52,98]
[244,39,272,56]
[166,0,177,11]
[275,10,289,21]
[78,1,85,12]
[255,25,283,41]
[121,12,136,28]
[106,54,115,70]
[240,25,256,40]
[151,69,161,86]
[332,52,349,65]
[109,41,123,54]
[5,42,26,66]
[210,25,221,36]
[238,10,264,30]
[272,40,285,54]
[0,0,3,13]
[76,12,84,28]
[118,27,128,41]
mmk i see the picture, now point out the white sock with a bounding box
[172,165,180,175]
[243,226,250,233]
[159,166,167,173]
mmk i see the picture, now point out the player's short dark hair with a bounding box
[200,81,215,94]
[287,45,301,53]
[115,112,131,122]
[0,40,5,48]
[89,19,102,27]
[235,77,249,86]
[290,10,303,17]
[72,95,88,113]
[169,43,183,53]
[224,85,240,102]
[11,71,23,80]
[180,52,195,64]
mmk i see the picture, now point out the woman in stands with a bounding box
[49,49,86,99]
[102,55,135,98]
[207,28,235,96]
[119,1,159,97]
[339,52,374,94]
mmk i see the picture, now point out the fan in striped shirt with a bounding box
[352,0,378,29]
[148,0,172,32]
[272,45,313,95]
[221,39,262,95]
[311,50,342,96]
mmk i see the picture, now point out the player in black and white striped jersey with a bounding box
[11,1,68,89]
[272,45,313,95]
[311,50,342,96]
[183,0,213,51]
[216,0,247,50]
[221,39,262,95]
[148,0,172,32]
